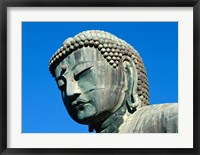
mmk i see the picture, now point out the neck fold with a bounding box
[90,103,127,133]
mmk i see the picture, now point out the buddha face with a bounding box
[54,47,126,124]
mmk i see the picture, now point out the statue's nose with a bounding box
[66,76,81,97]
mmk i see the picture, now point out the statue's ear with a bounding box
[122,57,139,113]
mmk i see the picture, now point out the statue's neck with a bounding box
[90,103,127,133]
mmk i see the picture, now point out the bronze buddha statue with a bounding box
[49,30,178,133]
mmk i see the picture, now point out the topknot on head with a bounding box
[49,30,138,73]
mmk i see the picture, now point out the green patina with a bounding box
[49,30,178,133]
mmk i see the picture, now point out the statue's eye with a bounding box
[74,67,92,81]
[57,78,66,91]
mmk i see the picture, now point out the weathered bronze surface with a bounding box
[49,30,178,133]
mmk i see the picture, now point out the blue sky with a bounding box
[22,22,178,133]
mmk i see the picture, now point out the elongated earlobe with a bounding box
[122,57,141,113]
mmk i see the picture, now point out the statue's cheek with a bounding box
[77,75,96,92]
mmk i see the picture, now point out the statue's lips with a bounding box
[72,100,90,111]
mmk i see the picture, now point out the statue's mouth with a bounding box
[72,100,90,111]
[76,103,85,111]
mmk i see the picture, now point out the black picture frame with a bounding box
[0,0,199,155]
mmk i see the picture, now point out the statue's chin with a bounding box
[74,103,97,124]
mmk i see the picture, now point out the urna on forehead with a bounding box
[49,30,149,105]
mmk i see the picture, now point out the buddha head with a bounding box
[49,30,149,126]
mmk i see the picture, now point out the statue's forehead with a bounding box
[54,47,106,78]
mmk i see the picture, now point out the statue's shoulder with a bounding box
[119,103,178,133]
